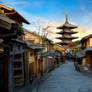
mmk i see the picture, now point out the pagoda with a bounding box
[56,11,78,46]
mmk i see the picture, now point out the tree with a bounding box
[31,18,55,44]
[74,40,80,45]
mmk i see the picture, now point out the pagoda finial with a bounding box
[66,10,68,23]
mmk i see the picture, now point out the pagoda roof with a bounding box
[57,22,77,29]
[68,42,77,47]
[56,36,78,40]
[56,42,69,45]
[57,11,77,29]
[57,31,78,34]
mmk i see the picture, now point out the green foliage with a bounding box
[75,48,79,52]
[74,40,80,45]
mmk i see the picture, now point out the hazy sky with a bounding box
[1,0,92,41]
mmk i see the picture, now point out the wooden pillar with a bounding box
[4,47,9,92]
[89,52,92,68]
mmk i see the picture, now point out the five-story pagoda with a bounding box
[56,11,78,46]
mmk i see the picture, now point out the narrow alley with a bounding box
[1,2,92,92]
[35,61,92,92]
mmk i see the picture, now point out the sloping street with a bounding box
[1,1,92,92]
[36,61,92,92]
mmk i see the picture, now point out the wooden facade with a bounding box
[26,43,43,83]
[76,34,92,70]
[24,29,43,44]
[10,39,28,87]
[0,3,30,26]
[0,3,30,41]
[0,13,16,92]
[41,54,57,74]
[0,47,9,92]
[0,3,30,92]
[81,34,92,49]
[85,49,92,68]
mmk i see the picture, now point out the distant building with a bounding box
[75,34,92,71]
[80,34,92,69]
[24,29,43,44]
[56,11,78,46]
[80,34,92,49]
[24,29,55,51]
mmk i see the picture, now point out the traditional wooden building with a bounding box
[75,34,92,71]
[80,34,92,69]
[41,52,56,76]
[24,29,43,44]
[46,39,54,51]
[0,20,13,92]
[40,49,63,76]
[0,12,19,92]
[9,39,28,87]
[81,34,92,49]
[23,29,43,79]
[26,43,43,82]
[54,45,65,62]
[0,3,30,92]
[0,3,30,26]
[0,3,30,40]
[24,29,55,52]
[56,11,78,46]
[54,44,65,52]
[74,52,86,71]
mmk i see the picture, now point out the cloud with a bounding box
[1,0,92,43]
[24,17,62,42]
[23,13,92,43]
[73,25,92,41]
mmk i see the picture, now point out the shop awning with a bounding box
[26,42,44,50]
[76,52,85,58]
[85,47,92,52]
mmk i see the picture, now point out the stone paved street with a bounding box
[35,61,92,92]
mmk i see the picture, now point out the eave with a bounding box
[0,3,30,24]
[56,37,78,40]
[56,42,68,45]
[57,31,78,34]
[57,23,77,29]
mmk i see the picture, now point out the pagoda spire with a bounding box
[66,10,68,23]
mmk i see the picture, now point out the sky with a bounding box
[1,0,92,42]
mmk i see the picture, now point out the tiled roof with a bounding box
[41,50,61,57]
[85,47,92,52]
[76,52,85,58]
[11,39,44,50]
[81,34,92,41]
[0,3,30,24]
[68,42,77,47]
[57,22,77,29]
